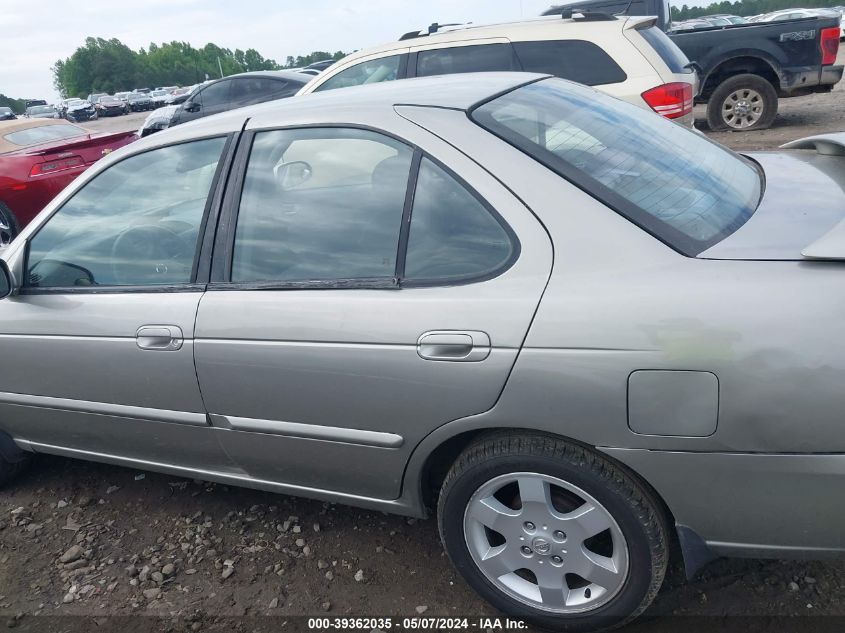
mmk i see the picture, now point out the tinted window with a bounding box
[405,158,515,281]
[513,41,626,86]
[472,79,761,255]
[314,55,401,92]
[230,77,295,105]
[638,27,691,73]
[4,123,85,147]
[197,80,232,107]
[416,44,516,77]
[232,128,412,282]
[27,138,227,288]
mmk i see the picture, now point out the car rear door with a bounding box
[0,135,238,471]
[193,115,552,500]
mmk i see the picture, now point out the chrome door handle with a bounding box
[136,325,183,351]
[417,330,490,362]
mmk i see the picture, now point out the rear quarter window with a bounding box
[637,26,691,73]
[512,40,627,85]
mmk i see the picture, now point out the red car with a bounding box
[0,118,136,243]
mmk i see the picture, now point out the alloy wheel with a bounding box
[463,472,629,614]
[722,88,764,129]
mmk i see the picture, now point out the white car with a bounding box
[298,13,698,125]
[150,90,171,106]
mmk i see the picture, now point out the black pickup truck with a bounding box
[545,0,843,131]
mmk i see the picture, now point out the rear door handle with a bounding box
[417,330,490,362]
[136,325,183,351]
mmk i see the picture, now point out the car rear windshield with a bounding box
[637,26,691,73]
[4,124,85,148]
[471,79,762,256]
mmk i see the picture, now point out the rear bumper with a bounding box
[820,64,844,86]
[779,64,843,95]
[603,447,845,558]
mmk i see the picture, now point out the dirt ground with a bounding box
[4,64,845,632]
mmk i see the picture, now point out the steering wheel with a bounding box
[110,225,192,285]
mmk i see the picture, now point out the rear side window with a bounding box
[637,27,691,73]
[314,56,402,92]
[232,128,413,282]
[513,40,627,86]
[416,44,516,77]
[472,79,761,256]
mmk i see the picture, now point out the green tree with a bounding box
[52,37,292,97]
[0,94,25,113]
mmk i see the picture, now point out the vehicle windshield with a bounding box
[472,79,762,256]
[0,107,11,114]
[152,90,167,97]
[128,93,145,100]
[99,97,119,103]
[28,106,54,114]
[3,123,85,149]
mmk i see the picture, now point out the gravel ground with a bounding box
[4,64,845,632]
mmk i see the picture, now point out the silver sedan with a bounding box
[1,72,844,630]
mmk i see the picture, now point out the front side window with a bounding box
[472,79,761,255]
[512,41,627,86]
[27,137,227,288]
[230,77,294,105]
[405,158,515,281]
[313,55,402,92]
[416,43,516,77]
[232,128,412,282]
[196,80,232,107]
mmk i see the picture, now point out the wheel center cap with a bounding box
[531,537,551,555]
[735,100,750,115]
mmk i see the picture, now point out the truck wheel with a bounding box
[707,74,778,131]
[437,433,669,632]
[0,202,20,247]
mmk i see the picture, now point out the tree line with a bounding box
[0,94,25,112]
[671,0,842,20]
[52,37,347,99]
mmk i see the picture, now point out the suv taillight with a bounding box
[641,82,694,119]
[820,27,840,65]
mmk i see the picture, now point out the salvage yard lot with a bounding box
[2,60,845,631]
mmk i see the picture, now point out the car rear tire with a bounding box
[0,202,21,247]
[707,73,778,131]
[437,433,669,632]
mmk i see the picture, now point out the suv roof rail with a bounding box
[399,21,472,40]
[555,8,618,20]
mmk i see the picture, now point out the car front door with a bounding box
[0,136,238,471]
[193,122,552,500]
